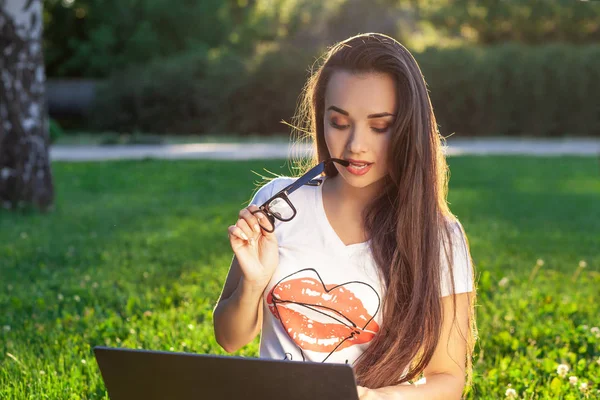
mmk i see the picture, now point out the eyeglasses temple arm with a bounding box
[261,158,347,204]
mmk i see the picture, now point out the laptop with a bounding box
[93,346,360,400]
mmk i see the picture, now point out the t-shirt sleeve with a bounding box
[248,178,280,207]
[439,221,474,297]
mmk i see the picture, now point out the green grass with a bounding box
[0,156,599,399]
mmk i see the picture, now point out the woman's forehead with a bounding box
[325,71,396,117]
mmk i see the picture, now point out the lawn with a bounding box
[0,156,599,399]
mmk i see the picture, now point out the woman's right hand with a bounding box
[227,204,279,290]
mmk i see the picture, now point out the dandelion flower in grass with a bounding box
[498,277,509,287]
[579,260,587,268]
[81,359,87,365]
[556,364,569,378]
[569,376,578,385]
[505,388,517,399]
[579,382,588,393]
[129,328,136,335]
[536,259,544,266]
[591,327,599,335]
[39,370,45,375]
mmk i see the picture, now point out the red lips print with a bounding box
[267,269,380,355]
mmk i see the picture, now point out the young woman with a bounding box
[213,32,477,400]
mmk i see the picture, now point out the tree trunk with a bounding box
[0,0,54,212]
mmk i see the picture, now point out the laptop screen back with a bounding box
[94,346,360,400]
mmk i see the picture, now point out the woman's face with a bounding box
[323,70,396,189]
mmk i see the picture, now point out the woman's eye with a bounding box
[371,126,389,133]
[329,120,389,133]
[329,120,348,129]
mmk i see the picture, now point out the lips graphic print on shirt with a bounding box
[266,268,381,363]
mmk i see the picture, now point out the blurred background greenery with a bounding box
[43,0,600,139]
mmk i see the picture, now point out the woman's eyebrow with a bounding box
[327,105,395,119]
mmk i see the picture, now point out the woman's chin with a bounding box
[338,170,385,189]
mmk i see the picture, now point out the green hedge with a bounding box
[419,44,600,137]
[91,44,600,137]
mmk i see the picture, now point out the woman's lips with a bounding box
[346,162,373,176]
[267,276,380,353]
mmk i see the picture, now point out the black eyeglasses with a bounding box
[250,158,350,233]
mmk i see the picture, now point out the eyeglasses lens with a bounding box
[267,197,294,220]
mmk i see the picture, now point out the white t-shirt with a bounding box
[247,175,473,368]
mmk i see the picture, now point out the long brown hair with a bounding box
[284,33,478,393]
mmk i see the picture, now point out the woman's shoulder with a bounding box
[255,175,298,195]
[247,175,297,206]
[441,216,466,244]
[439,216,473,297]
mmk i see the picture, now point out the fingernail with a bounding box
[254,224,260,233]
[241,232,248,241]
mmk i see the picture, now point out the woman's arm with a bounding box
[358,292,472,400]
[358,373,464,400]
[213,255,266,353]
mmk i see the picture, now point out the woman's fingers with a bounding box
[229,204,273,247]
[228,224,257,247]
[247,204,273,232]
[236,218,256,243]
[228,225,248,242]
[240,206,262,234]
[256,211,272,231]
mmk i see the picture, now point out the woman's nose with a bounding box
[346,125,370,154]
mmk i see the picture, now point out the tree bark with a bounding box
[0,0,54,212]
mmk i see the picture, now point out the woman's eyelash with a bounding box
[329,121,388,133]
[372,127,388,133]
[330,121,348,129]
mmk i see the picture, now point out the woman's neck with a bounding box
[324,174,383,212]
